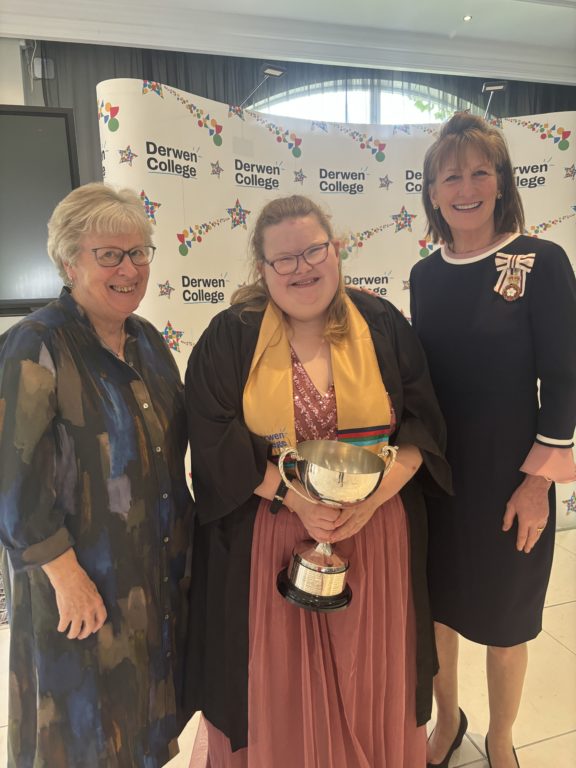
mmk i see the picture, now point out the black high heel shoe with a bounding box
[426,708,468,768]
[485,735,520,767]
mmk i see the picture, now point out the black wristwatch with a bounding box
[270,479,289,514]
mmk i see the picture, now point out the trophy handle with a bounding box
[278,446,317,504]
[378,444,399,477]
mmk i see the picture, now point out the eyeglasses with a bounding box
[263,242,330,275]
[90,245,156,267]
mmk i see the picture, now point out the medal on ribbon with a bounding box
[494,253,535,302]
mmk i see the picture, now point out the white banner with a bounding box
[96,78,576,527]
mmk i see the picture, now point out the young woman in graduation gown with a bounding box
[184,195,451,767]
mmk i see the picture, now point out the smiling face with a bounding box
[66,230,150,326]
[260,215,340,325]
[429,146,500,250]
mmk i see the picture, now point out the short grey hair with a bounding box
[47,183,154,282]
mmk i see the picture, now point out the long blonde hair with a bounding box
[231,195,350,343]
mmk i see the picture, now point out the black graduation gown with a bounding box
[183,290,452,750]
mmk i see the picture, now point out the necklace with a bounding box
[451,233,508,255]
[96,325,126,358]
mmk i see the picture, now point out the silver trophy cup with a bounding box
[277,440,397,612]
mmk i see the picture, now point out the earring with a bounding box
[433,204,440,211]
[496,191,503,199]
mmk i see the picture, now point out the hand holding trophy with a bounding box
[277,440,398,612]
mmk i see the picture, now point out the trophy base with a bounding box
[277,568,352,613]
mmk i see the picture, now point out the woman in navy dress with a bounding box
[410,113,576,768]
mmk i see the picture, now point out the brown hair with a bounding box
[422,112,525,246]
[231,195,350,343]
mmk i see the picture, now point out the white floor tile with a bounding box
[460,630,576,750]
[545,544,576,607]
[0,725,6,767]
[162,712,200,767]
[425,727,485,767]
[514,730,576,768]
[543,601,576,654]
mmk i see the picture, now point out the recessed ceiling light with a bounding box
[463,15,473,21]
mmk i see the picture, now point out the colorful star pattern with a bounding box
[142,80,163,97]
[177,217,230,255]
[294,169,307,185]
[98,100,120,132]
[311,122,329,132]
[526,212,575,237]
[162,321,184,352]
[140,190,161,224]
[339,223,394,259]
[379,175,393,190]
[393,125,411,135]
[228,105,245,120]
[119,145,137,166]
[418,237,436,258]
[509,119,571,151]
[158,281,175,298]
[564,164,576,180]
[562,491,576,515]
[227,199,251,229]
[392,206,417,232]
[245,111,302,157]
[487,117,504,129]
[336,125,386,162]
[211,160,224,178]
[164,85,224,146]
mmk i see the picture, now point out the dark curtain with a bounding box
[40,40,576,184]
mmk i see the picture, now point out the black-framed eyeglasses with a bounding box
[90,245,156,267]
[263,241,330,275]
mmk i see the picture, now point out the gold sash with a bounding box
[243,297,392,457]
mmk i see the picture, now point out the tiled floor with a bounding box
[1,529,574,767]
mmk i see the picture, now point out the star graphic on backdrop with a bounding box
[162,321,184,352]
[140,190,161,224]
[211,160,224,178]
[392,206,417,232]
[402,280,411,290]
[311,121,328,132]
[228,105,245,120]
[564,164,576,180]
[563,491,576,515]
[158,280,175,298]
[119,145,137,166]
[142,80,163,97]
[227,199,250,229]
[393,125,410,135]
[294,169,307,185]
[379,175,393,190]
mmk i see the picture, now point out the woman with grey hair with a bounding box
[0,182,192,767]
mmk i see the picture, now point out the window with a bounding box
[255,79,481,125]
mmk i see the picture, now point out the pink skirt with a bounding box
[189,495,426,768]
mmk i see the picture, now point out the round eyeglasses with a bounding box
[263,241,330,275]
[91,245,156,267]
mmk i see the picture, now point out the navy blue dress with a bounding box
[410,235,576,646]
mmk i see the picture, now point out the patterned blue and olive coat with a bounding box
[0,289,192,768]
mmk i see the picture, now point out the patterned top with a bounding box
[291,347,337,442]
[0,289,192,768]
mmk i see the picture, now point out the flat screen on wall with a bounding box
[0,105,79,316]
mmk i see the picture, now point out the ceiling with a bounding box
[1,0,575,85]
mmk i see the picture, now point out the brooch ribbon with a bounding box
[494,253,535,301]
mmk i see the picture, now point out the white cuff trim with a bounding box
[536,434,574,447]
